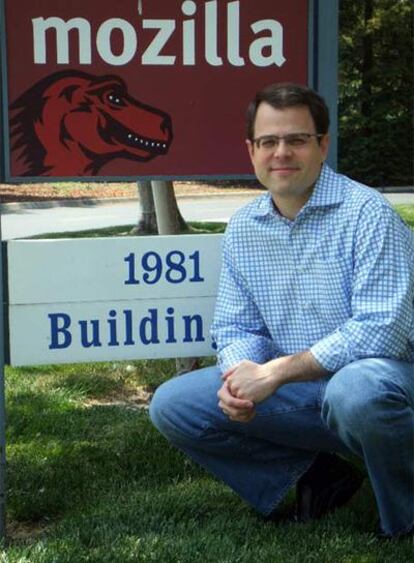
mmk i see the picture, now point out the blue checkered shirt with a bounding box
[211,164,414,373]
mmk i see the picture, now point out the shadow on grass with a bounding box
[28,221,227,240]
[6,359,211,523]
[7,391,195,522]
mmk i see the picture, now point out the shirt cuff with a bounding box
[310,330,352,372]
[216,339,276,373]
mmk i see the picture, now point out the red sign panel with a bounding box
[2,0,309,179]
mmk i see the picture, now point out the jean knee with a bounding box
[149,365,222,444]
[149,378,179,436]
[322,360,395,440]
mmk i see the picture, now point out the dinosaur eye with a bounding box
[106,92,126,107]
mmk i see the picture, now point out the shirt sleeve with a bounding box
[211,232,280,372]
[311,202,414,372]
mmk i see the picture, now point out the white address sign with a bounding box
[8,234,223,366]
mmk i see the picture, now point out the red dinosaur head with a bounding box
[10,71,173,176]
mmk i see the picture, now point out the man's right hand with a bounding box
[217,380,256,422]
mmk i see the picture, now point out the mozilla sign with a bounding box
[32,1,286,68]
[2,0,310,180]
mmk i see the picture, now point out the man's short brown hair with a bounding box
[246,83,330,141]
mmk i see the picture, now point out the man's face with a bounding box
[246,103,329,203]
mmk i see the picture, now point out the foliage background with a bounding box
[338,0,413,187]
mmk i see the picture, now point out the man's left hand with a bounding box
[222,359,281,404]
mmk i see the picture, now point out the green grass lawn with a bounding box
[4,360,413,563]
[395,204,414,230]
[2,208,413,562]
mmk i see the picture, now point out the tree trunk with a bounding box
[152,180,198,374]
[151,181,188,233]
[130,181,158,235]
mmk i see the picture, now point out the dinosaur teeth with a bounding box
[101,111,171,156]
[124,130,169,153]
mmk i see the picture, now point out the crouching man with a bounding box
[150,83,414,539]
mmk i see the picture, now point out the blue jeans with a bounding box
[149,358,414,536]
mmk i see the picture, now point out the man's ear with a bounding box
[320,133,330,162]
[246,139,255,164]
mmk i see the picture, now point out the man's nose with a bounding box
[272,139,293,157]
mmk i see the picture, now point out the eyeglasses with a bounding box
[252,133,324,151]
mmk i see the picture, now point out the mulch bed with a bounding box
[0,182,137,203]
[0,181,264,204]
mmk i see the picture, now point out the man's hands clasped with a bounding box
[217,359,280,423]
[217,352,324,423]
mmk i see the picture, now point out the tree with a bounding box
[131,181,197,373]
[131,181,188,235]
[151,181,188,234]
[151,180,199,374]
[130,181,157,235]
[338,0,413,186]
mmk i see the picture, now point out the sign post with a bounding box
[0,2,7,538]
[0,221,5,544]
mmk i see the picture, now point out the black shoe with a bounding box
[261,505,297,525]
[296,452,364,522]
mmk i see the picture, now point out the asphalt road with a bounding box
[1,192,414,240]
[0,195,257,239]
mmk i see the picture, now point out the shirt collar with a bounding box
[306,164,345,209]
[252,164,345,218]
[252,193,275,217]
